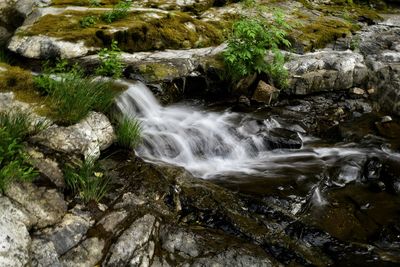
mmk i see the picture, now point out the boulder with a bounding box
[4,183,67,229]
[358,15,400,116]
[32,112,115,159]
[0,196,33,267]
[263,128,303,149]
[252,80,279,104]
[285,50,368,95]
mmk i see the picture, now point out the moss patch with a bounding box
[21,10,225,52]
[138,62,180,81]
[292,15,359,50]
[51,0,119,7]
[0,64,53,116]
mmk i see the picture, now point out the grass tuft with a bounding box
[64,158,110,203]
[115,116,142,150]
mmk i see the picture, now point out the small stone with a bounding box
[334,107,345,116]
[252,81,279,104]
[367,88,376,95]
[350,87,366,95]
[381,116,393,123]
[238,95,250,107]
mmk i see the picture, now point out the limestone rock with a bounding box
[5,183,67,229]
[60,237,105,267]
[252,81,279,104]
[8,35,91,59]
[32,112,115,159]
[0,196,33,267]
[25,147,65,188]
[104,214,158,267]
[39,213,92,255]
[30,238,61,267]
[285,50,368,95]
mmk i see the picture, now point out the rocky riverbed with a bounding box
[1,0,400,266]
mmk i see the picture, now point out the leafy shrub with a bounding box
[80,15,98,28]
[115,116,141,149]
[101,0,132,23]
[223,10,292,87]
[0,111,41,192]
[64,158,110,203]
[34,59,118,124]
[95,40,124,78]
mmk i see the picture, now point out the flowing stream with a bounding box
[115,81,398,186]
[115,80,400,255]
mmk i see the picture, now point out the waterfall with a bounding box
[115,81,282,178]
[114,81,395,180]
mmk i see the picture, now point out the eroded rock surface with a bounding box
[32,111,115,159]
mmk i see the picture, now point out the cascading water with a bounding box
[115,81,398,182]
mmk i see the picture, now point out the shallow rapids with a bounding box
[115,81,398,183]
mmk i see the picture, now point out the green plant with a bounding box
[64,158,110,203]
[89,0,101,6]
[0,111,40,192]
[80,15,98,28]
[95,40,124,78]
[115,116,141,149]
[34,59,118,124]
[101,0,132,23]
[223,10,292,87]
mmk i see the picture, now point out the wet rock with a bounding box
[191,248,274,267]
[375,120,400,139]
[358,15,400,116]
[4,183,67,229]
[0,196,33,267]
[32,112,115,160]
[264,128,303,149]
[252,81,279,104]
[363,156,400,194]
[104,214,158,266]
[60,237,105,267]
[30,238,61,267]
[238,95,251,109]
[233,74,257,96]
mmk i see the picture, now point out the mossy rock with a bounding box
[0,63,53,116]
[20,9,225,52]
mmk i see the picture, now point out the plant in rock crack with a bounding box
[95,40,124,78]
[0,110,43,192]
[64,158,110,203]
[101,0,132,23]
[223,9,292,88]
[34,59,118,125]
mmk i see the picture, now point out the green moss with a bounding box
[21,10,224,52]
[0,64,53,116]
[51,0,118,7]
[293,16,359,50]
[138,62,180,81]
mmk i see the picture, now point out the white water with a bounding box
[115,81,394,180]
